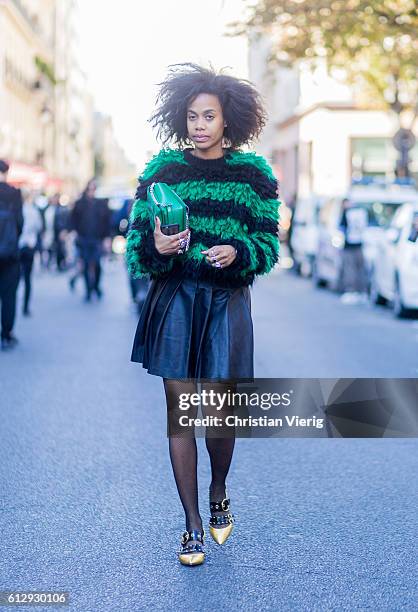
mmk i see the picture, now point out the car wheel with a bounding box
[369,274,387,306]
[393,277,409,319]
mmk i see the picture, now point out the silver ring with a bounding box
[215,262,221,268]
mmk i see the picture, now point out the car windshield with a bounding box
[351,201,404,227]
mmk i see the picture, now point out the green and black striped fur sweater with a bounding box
[126,147,281,288]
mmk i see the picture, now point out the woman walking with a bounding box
[126,63,280,565]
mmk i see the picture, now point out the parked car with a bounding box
[370,203,418,318]
[312,180,418,291]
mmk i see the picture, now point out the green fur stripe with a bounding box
[129,192,281,229]
[226,150,276,181]
[186,241,208,264]
[139,148,188,181]
[171,181,280,219]
[128,206,278,276]
[189,215,247,239]
[129,197,149,223]
[189,215,277,269]
[125,231,147,277]
[253,232,280,270]
[125,229,174,278]
[190,216,260,271]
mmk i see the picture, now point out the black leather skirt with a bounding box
[130,270,254,380]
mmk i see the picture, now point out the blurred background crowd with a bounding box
[0,157,148,349]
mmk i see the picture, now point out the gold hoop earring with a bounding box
[222,136,231,148]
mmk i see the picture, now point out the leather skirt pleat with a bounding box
[131,270,254,380]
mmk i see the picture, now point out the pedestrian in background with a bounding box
[51,193,70,271]
[126,63,280,566]
[339,197,369,304]
[71,179,111,302]
[19,190,43,317]
[117,197,150,312]
[33,192,50,269]
[41,194,55,269]
[0,159,23,350]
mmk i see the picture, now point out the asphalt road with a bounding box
[253,264,418,378]
[0,258,417,611]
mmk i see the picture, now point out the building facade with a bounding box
[93,111,136,195]
[0,0,94,197]
[0,0,56,185]
[53,0,94,197]
[248,31,418,202]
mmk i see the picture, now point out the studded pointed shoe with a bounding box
[209,494,235,545]
[178,528,206,566]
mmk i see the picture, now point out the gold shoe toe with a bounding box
[209,494,235,545]
[178,529,205,566]
[209,522,234,545]
[178,551,205,566]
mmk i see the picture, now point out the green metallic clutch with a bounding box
[147,182,190,249]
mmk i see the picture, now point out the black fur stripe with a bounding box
[246,218,278,234]
[177,256,255,289]
[129,217,150,233]
[191,230,251,268]
[132,228,173,271]
[135,162,278,201]
[129,222,271,275]
[186,198,251,224]
[131,207,277,237]
[253,240,268,275]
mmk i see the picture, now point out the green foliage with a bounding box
[231,0,418,115]
[34,55,57,85]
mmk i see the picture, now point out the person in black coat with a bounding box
[71,179,111,301]
[116,197,151,312]
[0,160,24,350]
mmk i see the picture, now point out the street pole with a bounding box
[393,128,416,179]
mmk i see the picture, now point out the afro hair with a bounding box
[149,63,267,149]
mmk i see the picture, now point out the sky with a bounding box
[76,0,249,169]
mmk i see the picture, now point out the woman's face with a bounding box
[186,93,225,152]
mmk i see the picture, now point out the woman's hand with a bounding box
[201,245,237,269]
[154,216,190,256]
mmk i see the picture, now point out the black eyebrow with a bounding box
[187,109,217,113]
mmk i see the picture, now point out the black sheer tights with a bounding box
[163,378,236,533]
